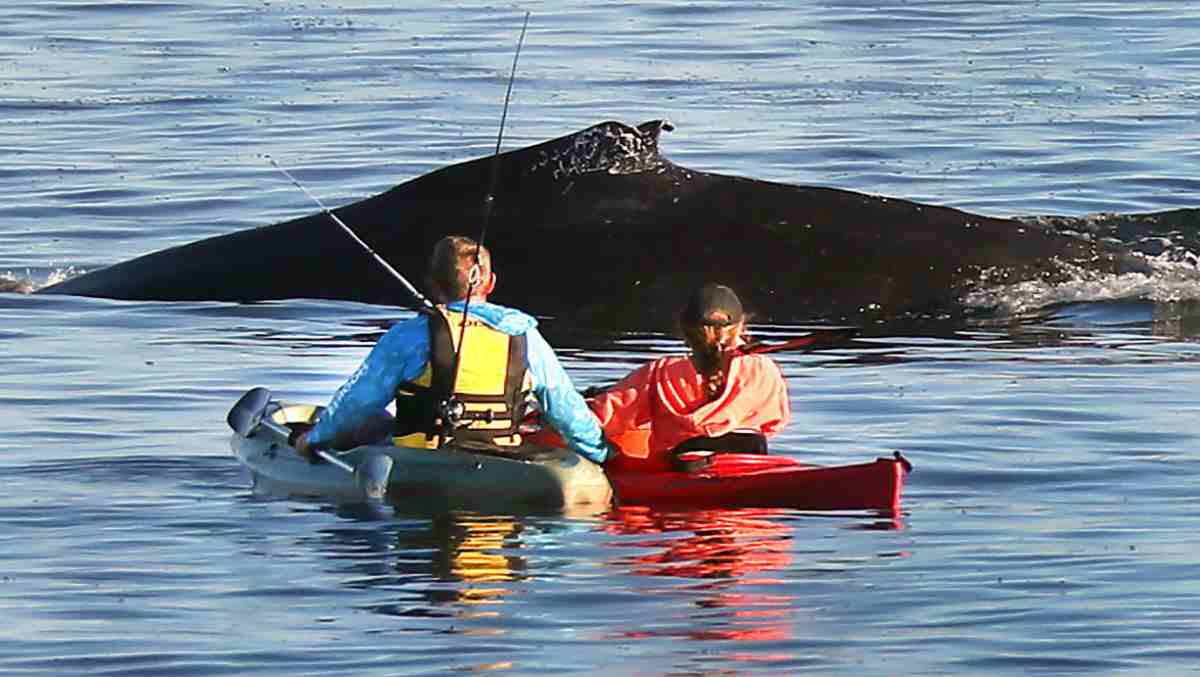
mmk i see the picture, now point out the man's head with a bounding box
[428,235,496,303]
[680,283,744,329]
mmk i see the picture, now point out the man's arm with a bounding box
[587,361,654,435]
[524,328,612,465]
[304,315,430,448]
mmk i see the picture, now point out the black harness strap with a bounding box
[428,309,457,409]
[393,311,457,439]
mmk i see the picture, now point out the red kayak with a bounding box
[607,452,909,512]
[527,427,910,513]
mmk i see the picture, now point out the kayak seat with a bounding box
[670,431,768,472]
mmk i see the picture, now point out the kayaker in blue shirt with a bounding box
[296,235,612,466]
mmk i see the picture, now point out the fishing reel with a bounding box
[438,397,467,432]
[438,397,498,429]
[436,397,502,449]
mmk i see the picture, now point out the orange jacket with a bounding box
[589,353,790,469]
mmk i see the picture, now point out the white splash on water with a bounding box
[964,254,1200,315]
[0,267,82,293]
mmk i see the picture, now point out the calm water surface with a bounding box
[2,2,1199,675]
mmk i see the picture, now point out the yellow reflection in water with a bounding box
[444,514,520,606]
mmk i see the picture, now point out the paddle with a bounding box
[737,327,859,355]
[226,387,393,500]
[577,327,859,398]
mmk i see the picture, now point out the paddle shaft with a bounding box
[738,327,858,355]
[315,450,356,474]
[250,406,357,474]
[575,328,858,398]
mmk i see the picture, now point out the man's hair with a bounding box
[429,235,491,302]
[680,284,747,401]
[683,320,744,401]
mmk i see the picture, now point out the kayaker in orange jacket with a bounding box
[588,283,791,471]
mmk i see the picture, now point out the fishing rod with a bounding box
[455,11,530,329]
[476,10,530,259]
[268,157,438,315]
[439,12,531,440]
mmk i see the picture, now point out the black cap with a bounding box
[681,283,744,327]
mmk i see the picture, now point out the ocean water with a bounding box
[2,1,1199,674]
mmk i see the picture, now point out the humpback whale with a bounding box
[38,120,1194,328]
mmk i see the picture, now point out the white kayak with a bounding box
[227,387,613,510]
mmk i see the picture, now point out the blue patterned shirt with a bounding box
[307,301,611,464]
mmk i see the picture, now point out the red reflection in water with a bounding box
[602,505,905,653]
[605,506,794,579]
[603,506,796,645]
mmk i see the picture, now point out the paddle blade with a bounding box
[356,453,395,501]
[227,387,273,436]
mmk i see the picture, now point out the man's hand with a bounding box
[581,385,608,399]
[292,429,321,464]
[600,440,620,468]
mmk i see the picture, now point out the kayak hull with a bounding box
[231,402,613,510]
[528,427,910,513]
[229,396,909,513]
[607,454,907,512]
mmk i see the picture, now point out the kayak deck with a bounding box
[528,427,910,513]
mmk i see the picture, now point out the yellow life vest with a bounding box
[393,307,532,450]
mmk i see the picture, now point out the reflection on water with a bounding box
[605,507,797,581]
[424,514,525,616]
[602,506,903,650]
[304,502,907,656]
[315,512,531,623]
[605,507,798,646]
